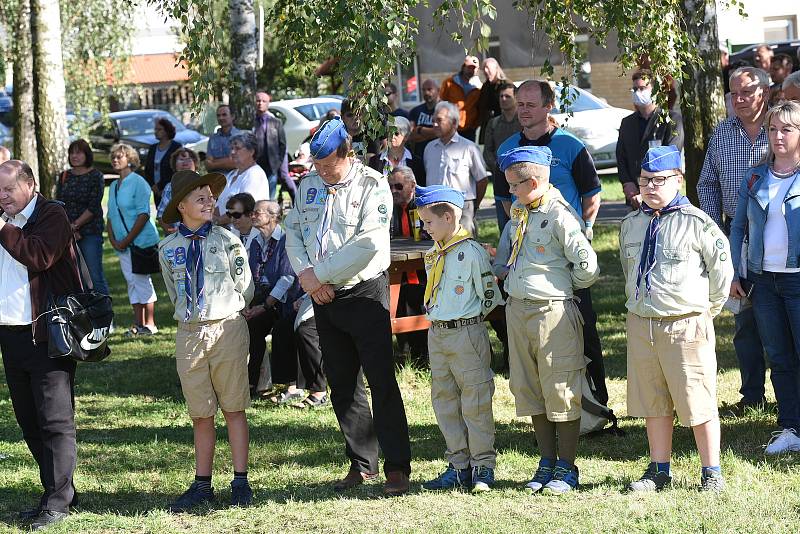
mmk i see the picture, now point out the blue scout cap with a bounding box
[414,184,465,209]
[497,146,554,172]
[310,117,349,159]
[642,145,681,172]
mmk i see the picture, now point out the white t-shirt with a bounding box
[216,164,269,213]
[763,170,800,273]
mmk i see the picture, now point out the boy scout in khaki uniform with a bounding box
[620,146,733,493]
[284,117,412,496]
[158,170,255,511]
[498,146,599,495]
[414,184,501,493]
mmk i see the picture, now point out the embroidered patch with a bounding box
[378,204,387,214]
[719,252,727,261]
[536,245,545,254]
[458,251,465,261]
[425,251,437,267]
[568,229,580,238]
[164,248,175,259]
[306,188,318,204]
[454,285,464,295]
[209,246,217,254]
[235,256,245,267]
[175,247,186,265]
[580,261,589,269]
[702,222,713,233]
[578,249,589,260]
[715,239,724,249]
[486,281,493,287]
[379,217,388,224]
[351,200,360,209]
[235,266,243,275]
[485,289,495,299]
[484,300,493,308]
[540,219,549,228]
[316,190,327,205]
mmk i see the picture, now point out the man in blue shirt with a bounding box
[206,104,241,174]
[497,80,608,404]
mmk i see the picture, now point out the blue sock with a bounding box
[656,461,671,474]
[702,465,721,476]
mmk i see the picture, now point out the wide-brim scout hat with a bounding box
[162,170,227,224]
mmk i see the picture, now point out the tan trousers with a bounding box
[428,322,496,469]
[506,297,585,422]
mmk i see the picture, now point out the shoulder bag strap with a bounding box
[113,180,131,235]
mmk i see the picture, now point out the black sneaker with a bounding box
[699,470,725,492]
[230,479,253,507]
[628,462,672,492]
[170,481,214,512]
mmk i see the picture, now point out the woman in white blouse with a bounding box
[214,131,269,225]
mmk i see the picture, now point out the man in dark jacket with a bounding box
[253,91,288,201]
[0,160,82,530]
[616,69,684,210]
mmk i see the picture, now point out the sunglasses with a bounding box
[226,211,246,219]
[390,183,404,191]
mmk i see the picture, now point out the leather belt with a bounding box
[431,316,481,329]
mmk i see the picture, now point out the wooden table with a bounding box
[388,238,505,334]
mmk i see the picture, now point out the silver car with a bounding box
[269,97,342,156]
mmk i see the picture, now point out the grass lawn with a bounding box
[0,222,797,533]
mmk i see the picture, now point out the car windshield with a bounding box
[552,86,607,114]
[116,113,186,136]
[293,101,342,121]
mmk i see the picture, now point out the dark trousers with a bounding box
[313,273,412,476]
[395,282,428,359]
[0,326,76,512]
[247,309,297,388]
[574,287,609,405]
[295,317,327,393]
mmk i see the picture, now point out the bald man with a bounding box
[0,145,10,164]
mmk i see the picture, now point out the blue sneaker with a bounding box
[422,464,472,490]
[542,461,579,495]
[525,457,556,493]
[471,466,495,492]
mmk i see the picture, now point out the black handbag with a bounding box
[113,180,160,275]
[44,241,114,362]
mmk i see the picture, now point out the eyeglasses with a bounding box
[508,178,536,189]
[390,183,404,191]
[226,211,246,219]
[637,174,680,187]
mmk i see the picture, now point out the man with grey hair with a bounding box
[782,70,800,102]
[698,66,770,413]
[423,101,488,235]
[0,145,10,164]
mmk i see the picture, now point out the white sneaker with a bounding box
[764,428,800,455]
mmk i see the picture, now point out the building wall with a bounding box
[717,0,800,46]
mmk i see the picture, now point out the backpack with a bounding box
[580,364,624,436]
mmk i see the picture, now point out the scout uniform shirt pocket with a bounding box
[445,269,470,304]
[300,208,321,246]
[337,213,360,243]
[624,242,641,276]
[660,247,690,285]
[527,229,554,265]
[204,249,235,295]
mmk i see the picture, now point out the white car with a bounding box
[513,82,632,169]
[269,97,342,157]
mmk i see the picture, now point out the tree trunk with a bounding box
[679,0,726,206]
[12,0,38,179]
[31,0,68,197]
[229,0,258,129]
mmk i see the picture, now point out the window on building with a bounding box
[396,57,420,106]
[764,16,797,42]
[481,37,502,65]
[575,34,591,90]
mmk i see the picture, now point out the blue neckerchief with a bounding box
[635,193,691,299]
[178,222,213,320]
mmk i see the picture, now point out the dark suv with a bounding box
[729,41,800,70]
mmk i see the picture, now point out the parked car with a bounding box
[552,85,632,169]
[0,89,12,114]
[87,109,208,175]
[729,40,800,70]
[269,97,342,156]
[0,122,12,155]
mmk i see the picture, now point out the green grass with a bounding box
[0,224,797,533]
[600,173,624,202]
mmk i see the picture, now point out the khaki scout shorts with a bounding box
[626,312,718,427]
[506,297,585,422]
[175,313,251,419]
[428,322,496,469]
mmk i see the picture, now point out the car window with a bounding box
[294,102,342,121]
[552,87,607,114]
[116,113,186,136]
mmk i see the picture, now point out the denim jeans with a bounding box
[77,233,110,296]
[495,197,511,234]
[750,270,800,431]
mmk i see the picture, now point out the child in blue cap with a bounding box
[416,184,502,492]
[620,145,732,492]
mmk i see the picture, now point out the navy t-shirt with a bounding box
[408,103,437,159]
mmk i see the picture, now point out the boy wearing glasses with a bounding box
[620,145,733,493]
[498,146,598,495]
[158,170,255,511]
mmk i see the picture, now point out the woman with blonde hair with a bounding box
[106,142,160,336]
[730,100,800,455]
[477,57,508,143]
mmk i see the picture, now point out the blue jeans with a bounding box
[750,270,800,431]
[268,173,278,200]
[494,197,511,233]
[77,233,110,296]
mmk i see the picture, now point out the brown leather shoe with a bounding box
[383,471,410,496]
[333,469,378,491]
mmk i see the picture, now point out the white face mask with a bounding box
[632,87,653,107]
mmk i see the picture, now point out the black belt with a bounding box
[431,316,481,329]
[0,324,31,332]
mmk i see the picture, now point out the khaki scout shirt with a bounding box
[159,225,254,322]
[284,160,392,288]
[619,205,734,318]
[504,190,599,301]
[425,239,502,322]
